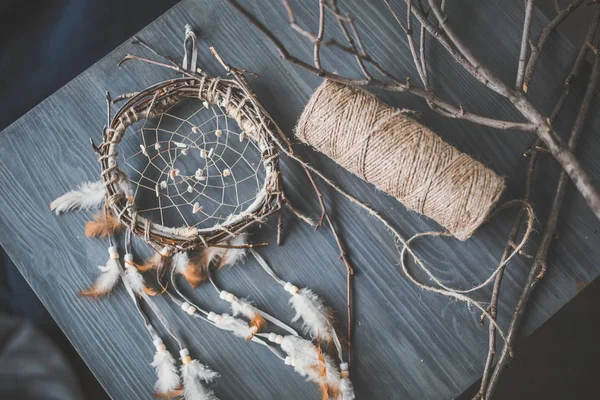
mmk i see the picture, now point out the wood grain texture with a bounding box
[1,1,600,399]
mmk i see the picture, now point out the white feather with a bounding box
[116,176,133,199]
[219,235,247,267]
[93,258,121,294]
[290,289,333,342]
[340,377,356,400]
[216,314,256,339]
[50,180,105,215]
[172,252,190,274]
[230,298,259,321]
[123,266,145,295]
[181,360,220,400]
[150,348,180,393]
[201,246,225,266]
[280,336,340,388]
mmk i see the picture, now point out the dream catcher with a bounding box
[51,26,354,399]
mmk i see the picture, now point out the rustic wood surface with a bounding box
[1,1,600,399]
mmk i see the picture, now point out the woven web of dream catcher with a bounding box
[120,97,266,230]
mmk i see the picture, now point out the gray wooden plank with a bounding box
[1,0,599,399]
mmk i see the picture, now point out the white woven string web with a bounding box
[120,98,265,229]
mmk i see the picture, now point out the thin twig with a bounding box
[315,0,326,69]
[515,0,536,90]
[522,0,583,93]
[329,0,372,79]
[550,5,600,122]
[384,0,428,86]
[475,145,539,399]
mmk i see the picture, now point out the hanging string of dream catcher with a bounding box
[51,25,355,399]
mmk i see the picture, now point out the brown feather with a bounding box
[138,253,162,272]
[184,252,211,287]
[85,210,123,237]
[152,388,184,398]
[78,285,111,298]
[250,314,267,332]
[138,253,171,290]
[182,265,205,288]
[327,384,340,400]
[143,286,158,296]
[313,346,330,400]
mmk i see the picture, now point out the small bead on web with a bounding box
[120,97,266,231]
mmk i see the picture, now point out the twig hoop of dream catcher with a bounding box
[98,76,282,251]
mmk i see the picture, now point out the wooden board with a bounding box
[1,1,600,399]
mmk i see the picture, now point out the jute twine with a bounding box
[296,80,505,241]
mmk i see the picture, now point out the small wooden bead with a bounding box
[219,290,229,300]
[225,293,235,303]
[108,247,119,260]
[156,344,167,352]
[160,247,171,257]
[341,370,350,378]
[275,335,283,345]
[215,129,222,137]
[182,355,192,364]
[186,306,197,316]
[284,282,299,295]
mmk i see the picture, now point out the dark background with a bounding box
[1,1,599,399]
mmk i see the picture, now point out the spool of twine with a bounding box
[296,80,504,241]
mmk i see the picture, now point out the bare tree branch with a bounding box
[516,0,536,90]
[522,0,584,93]
[226,0,538,131]
[550,5,600,122]
[426,0,600,222]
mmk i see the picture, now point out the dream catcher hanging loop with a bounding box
[99,75,282,252]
